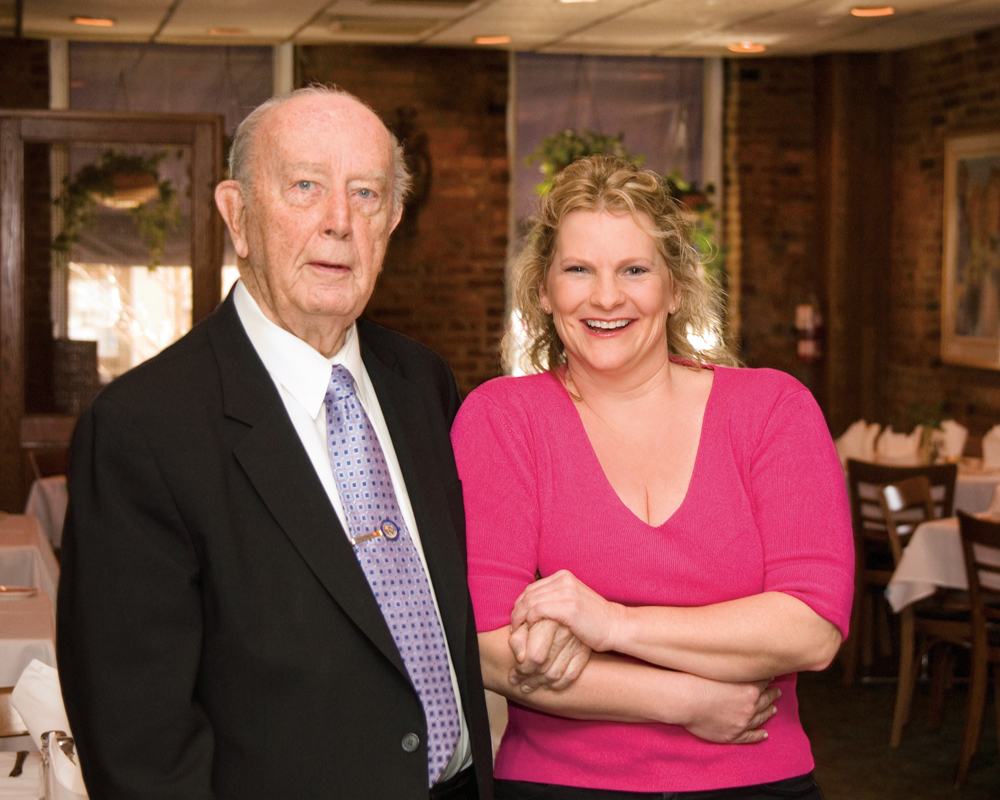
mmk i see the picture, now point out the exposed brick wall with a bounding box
[729,59,822,394]
[0,41,54,413]
[888,26,1000,440]
[298,46,509,397]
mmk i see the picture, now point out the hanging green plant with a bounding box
[53,149,182,269]
[661,169,726,284]
[526,129,644,196]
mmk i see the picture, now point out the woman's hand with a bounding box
[511,569,623,652]
[676,675,780,744]
[507,619,592,692]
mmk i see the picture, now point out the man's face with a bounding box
[220,93,400,352]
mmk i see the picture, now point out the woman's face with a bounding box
[540,208,679,381]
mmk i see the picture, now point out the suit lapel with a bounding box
[206,298,408,678]
[360,339,470,675]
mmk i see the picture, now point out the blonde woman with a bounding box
[452,156,853,800]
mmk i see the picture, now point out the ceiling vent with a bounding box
[367,0,476,7]
[323,15,442,36]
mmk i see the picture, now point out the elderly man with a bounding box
[57,86,494,800]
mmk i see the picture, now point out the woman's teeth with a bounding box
[585,319,630,331]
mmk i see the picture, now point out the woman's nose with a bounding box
[591,273,624,309]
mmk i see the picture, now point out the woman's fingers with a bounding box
[510,570,616,651]
[506,620,593,693]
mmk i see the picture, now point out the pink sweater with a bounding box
[452,366,854,792]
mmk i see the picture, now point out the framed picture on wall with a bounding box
[941,130,1000,369]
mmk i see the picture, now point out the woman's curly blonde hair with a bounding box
[505,154,738,373]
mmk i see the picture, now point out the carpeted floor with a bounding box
[800,664,1000,799]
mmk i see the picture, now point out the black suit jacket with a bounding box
[57,293,494,800]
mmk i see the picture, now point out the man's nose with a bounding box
[321,191,352,238]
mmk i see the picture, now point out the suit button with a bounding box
[401,733,420,753]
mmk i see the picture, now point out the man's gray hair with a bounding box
[228,85,412,220]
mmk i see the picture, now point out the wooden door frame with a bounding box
[0,110,224,511]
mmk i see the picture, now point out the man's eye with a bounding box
[357,188,374,199]
[297,180,314,191]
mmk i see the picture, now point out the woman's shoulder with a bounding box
[462,370,564,409]
[713,364,811,404]
[453,371,571,449]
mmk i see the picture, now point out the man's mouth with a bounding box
[584,319,631,331]
[310,261,350,271]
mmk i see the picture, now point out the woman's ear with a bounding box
[215,180,250,259]
[538,283,552,315]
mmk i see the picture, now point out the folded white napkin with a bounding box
[835,420,881,466]
[934,419,968,461]
[983,424,1000,469]
[50,736,87,800]
[876,425,923,465]
[11,661,87,798]
[10,660,72,751]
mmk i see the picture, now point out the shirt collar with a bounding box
[233,280,368,419]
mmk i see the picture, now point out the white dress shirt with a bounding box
[233,280,471,779]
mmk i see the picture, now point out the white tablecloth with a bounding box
[0,751,41,799]
[24,476,68,550]
[955,466,1000,515]
[885,516,1000,611]
[0,594,55,687]
[0,515,60,606]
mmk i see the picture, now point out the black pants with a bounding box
[431,767,480,800]
[495,773,823,800]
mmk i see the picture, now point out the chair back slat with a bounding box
[879,476,936,565]
[957,511,1000,626]
[847,460,958,544]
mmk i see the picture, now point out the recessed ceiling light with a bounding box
[474,35,511,45]
[850,6,895,16]
[73,16,115,27]
[728,41,766,53]
[209,28,246,36]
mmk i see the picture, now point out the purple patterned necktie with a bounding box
[324,365,461,786]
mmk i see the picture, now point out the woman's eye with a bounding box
[624,266,647,276]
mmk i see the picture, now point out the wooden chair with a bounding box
[842,459,958,685]
[955,511,1000,787]
[26,448,70,482]
[881,477,970,746]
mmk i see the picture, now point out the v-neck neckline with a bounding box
[549,364,718,530]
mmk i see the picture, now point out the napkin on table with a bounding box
[934,419,968,462]
[876,425,923,465]
[10,660,87,798]
[835,420,881,466]
[10,660,71,751]
[982,424,1000,469]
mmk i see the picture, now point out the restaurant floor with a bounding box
[800,661,1000,799]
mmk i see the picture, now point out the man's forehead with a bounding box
[258,96,393,170]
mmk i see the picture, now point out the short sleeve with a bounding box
[748,383,855,637]
[452,383,542,632]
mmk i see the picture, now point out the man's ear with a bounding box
[215,180,250,259]
[388,202,404,236]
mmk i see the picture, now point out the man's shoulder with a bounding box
[357,319,446,366]
[91,300,232,411]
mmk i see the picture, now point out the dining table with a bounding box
[0,515,60,607]
[954,462,1000,515]
[885,515,1000,612]
[23,476,68,550]
[0,592,56,754]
